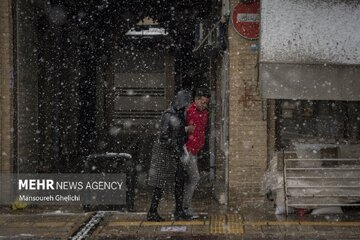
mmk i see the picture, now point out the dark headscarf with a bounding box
[172,90,192,111]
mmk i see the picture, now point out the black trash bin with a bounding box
[83,152,135,211]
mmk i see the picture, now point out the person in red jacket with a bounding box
[183,88,210,219]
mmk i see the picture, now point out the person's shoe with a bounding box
[184,208,199,219]
[147,212,165,222]
[173,210,192,221]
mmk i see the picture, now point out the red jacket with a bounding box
[185,102,208,155]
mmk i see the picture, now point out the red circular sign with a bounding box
[232,0,260,39]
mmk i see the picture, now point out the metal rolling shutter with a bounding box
[259,0,360,100]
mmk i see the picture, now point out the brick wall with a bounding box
[0,0,13,174]
[227,0,267,207]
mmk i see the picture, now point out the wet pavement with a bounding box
[88,209,360,240]
[0,210,91,239]
[1,209,360,239]
[1,191,360,239]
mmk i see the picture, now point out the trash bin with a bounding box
[83,152,135,211]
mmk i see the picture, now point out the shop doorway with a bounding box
[14,0,228,210]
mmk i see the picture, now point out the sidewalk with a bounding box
[0,207,90,239]
[1,208,360,239]
[90,206,360,239]
[1,190,360,239]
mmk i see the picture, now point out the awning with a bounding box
[260,63,360,100]
[259,0,360,100]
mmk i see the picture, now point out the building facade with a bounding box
[1,0,359,208]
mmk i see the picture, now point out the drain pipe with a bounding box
[223,52,229,206]
[222,0,230,206]
[209,90,216,181]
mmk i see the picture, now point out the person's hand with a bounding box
[180,145,190,166]
[186,125,195,133]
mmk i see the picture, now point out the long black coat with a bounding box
[148,90,191,189]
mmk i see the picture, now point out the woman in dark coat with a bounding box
[147,90,192,221]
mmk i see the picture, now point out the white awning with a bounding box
[259,0,360,100]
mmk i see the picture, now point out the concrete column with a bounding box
[227,0,267,207]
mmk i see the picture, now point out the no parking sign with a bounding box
[232,0,260,40]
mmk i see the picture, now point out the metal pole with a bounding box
[209,90,216,181]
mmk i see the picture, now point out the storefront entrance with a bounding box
[12,0,229,210]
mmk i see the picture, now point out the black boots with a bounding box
[147,211,165,222]
[173,209,192,221]
[147,187,164,222]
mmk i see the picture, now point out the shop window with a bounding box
[275,100,360,150]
